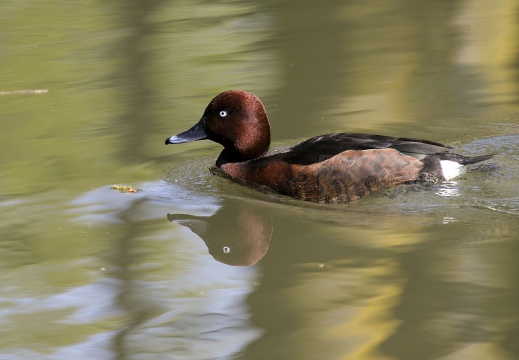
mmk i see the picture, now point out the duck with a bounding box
[165,90,493,203]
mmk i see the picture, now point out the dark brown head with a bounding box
[165,90,271,166]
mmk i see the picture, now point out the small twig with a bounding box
[111,185,141,194]
[0,89,48,95]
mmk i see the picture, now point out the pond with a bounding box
[1,1,519,359]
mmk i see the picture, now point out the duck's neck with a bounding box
[216,148,248,167]
[216,147,268,167]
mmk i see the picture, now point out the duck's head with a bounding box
[165,90,271,166]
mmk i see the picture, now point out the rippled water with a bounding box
[1,1,519,359]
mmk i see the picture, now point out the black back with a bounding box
[264,133,451,166]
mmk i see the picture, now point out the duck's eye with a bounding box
[223,246,231,254]
[219,110,228,118]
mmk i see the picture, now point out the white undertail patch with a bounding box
[440,160,466,181]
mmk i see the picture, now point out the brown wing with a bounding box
[294,149,423,203]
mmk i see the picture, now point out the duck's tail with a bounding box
[441,153,494,165]
[420,153,493,182]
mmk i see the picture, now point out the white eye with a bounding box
[223,246,231,254]
[219,110,227,117]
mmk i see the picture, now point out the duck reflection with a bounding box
[168,199,272,266]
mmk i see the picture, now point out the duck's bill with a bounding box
[165,118,207,145]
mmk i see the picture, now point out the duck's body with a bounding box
[165,90,492,203]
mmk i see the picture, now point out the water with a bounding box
[1,1,519,359]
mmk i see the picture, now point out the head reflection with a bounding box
[168,200,272,266]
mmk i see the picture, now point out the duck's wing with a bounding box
[275,133,451,165]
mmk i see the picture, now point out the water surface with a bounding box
[1,1,519,359]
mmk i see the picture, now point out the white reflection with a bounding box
[442,216,458,224]
[436,181,460,197]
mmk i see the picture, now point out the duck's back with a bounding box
[272,133,451,165]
